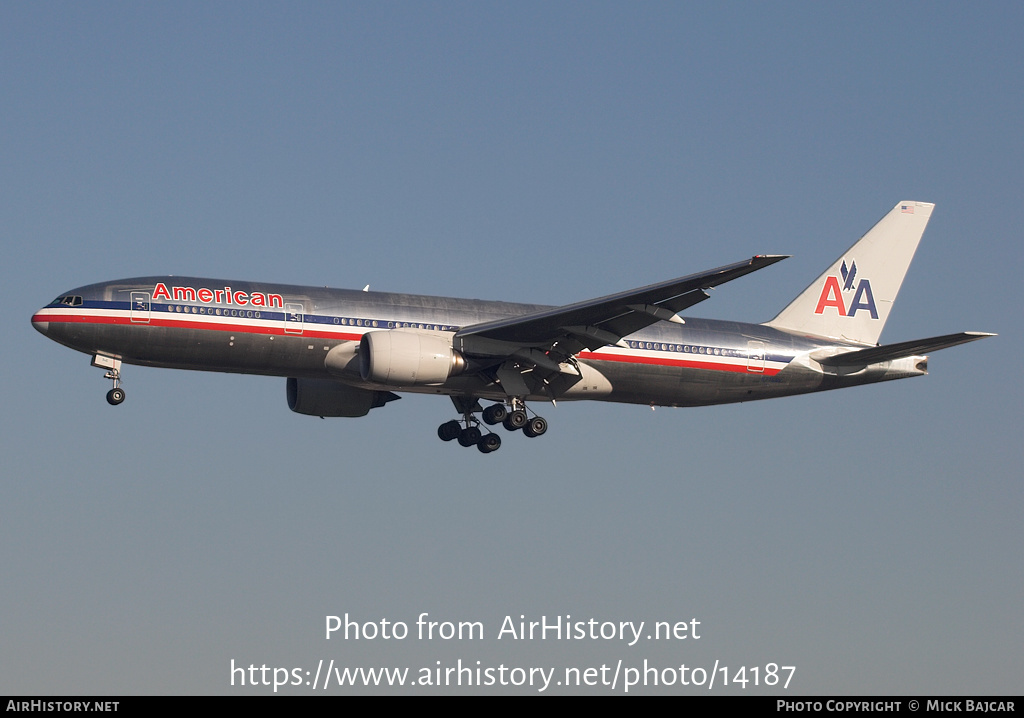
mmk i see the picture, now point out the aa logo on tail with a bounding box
[814,260,878,319]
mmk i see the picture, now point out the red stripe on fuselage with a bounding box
[582,350,782,376]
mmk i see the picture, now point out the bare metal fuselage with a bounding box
[33,275,922,409]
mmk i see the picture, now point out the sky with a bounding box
[1,2,1020,696]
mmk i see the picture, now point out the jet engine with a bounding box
[286,377,399,417]
[359,329,466,386]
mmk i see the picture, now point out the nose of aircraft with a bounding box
[31,308,50,336]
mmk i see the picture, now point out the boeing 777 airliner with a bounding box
[32,201,993,453]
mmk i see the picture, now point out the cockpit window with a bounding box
[54,296,83,306]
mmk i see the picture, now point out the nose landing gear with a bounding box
[92,355,126,406]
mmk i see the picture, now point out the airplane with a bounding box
[31,201,993,454]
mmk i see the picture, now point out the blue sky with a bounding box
[2,2,1020,694]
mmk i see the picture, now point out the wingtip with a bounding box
[753,254,789,264]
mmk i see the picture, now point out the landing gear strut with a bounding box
[437,397,549,454]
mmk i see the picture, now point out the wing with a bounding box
[452,255,787,398]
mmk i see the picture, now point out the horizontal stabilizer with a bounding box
[815,332,995,368]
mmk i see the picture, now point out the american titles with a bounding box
[153,282,284,308]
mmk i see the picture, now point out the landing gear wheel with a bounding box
[106,387,126,406]
[523,416,548,438]
[503,409,528,431]
[438,420,462,442]
[457,426,482,447]
[477,433,502,453]
[482,404,508,425]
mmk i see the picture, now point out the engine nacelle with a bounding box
[359,329,466,386]
[286,377,399,417]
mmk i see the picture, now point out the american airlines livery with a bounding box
[32,201,993,454]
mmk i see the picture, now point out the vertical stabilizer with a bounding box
[765,201,934,345]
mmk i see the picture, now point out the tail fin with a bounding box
[765,201,935,345]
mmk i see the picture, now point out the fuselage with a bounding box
[31,276,925,408]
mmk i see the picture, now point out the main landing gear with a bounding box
[437,398,547,454]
